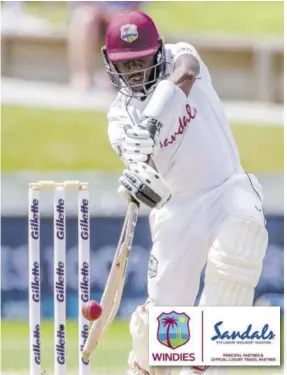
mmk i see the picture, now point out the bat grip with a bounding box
[146,120,158,163]
[130,119,158,206]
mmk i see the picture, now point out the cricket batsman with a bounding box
[102,10,268,375]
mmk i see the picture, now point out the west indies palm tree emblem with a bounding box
[157,311,190,349]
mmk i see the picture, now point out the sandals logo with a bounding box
[160,104,197,148]
[211,321,276,343]
[157,311,190,349]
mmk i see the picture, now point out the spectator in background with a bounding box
[68,1,141,91]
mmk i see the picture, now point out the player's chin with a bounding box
[127,77,145,90]
[132,85,145,93]
[129,83,145,93]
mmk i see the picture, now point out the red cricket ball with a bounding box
[82,300,102,321]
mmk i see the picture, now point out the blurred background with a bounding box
[1,1,284,374]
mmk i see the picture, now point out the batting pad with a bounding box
[199,218,268,306]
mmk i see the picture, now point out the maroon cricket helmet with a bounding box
[102,10,166,98]
[105,11,161,62]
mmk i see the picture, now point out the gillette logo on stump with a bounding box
[80,324,90,365]
[79,262,89,303]
[29,198,39,240]
[30,261,40,303]
[55,325,66,365]
[55,198,65,240]
[79,198,89,240]
[149,308,197,365]
[32,324,41,365]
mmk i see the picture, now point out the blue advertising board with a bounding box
[1,214,284,319]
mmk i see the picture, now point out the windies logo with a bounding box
[157,311,190,349]
[120,24,138,43]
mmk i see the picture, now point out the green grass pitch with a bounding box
[1,106,283,173]
[1,320,284,373]
[1,320,130,373]
[24,1,283,36]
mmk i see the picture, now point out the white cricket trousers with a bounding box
[147,171,266,306]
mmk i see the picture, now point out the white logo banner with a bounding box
[149,307,280,366]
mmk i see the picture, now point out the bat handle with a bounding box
[146,118,158,165]
[130,196,140,206]
[130,119,158,206]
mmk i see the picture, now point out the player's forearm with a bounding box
[168,54,200,96]
[168,68,196,96]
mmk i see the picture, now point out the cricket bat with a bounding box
[82,199,139,360]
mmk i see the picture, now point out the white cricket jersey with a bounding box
[107,42,243,195]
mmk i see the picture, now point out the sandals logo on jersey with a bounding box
[157,311,191,349]
[160,104,197,148]
[120,24,138,43]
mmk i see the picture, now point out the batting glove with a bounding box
[121,119,161,165]
[118,162,172,209]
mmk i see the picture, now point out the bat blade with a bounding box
[82,201,139,360]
